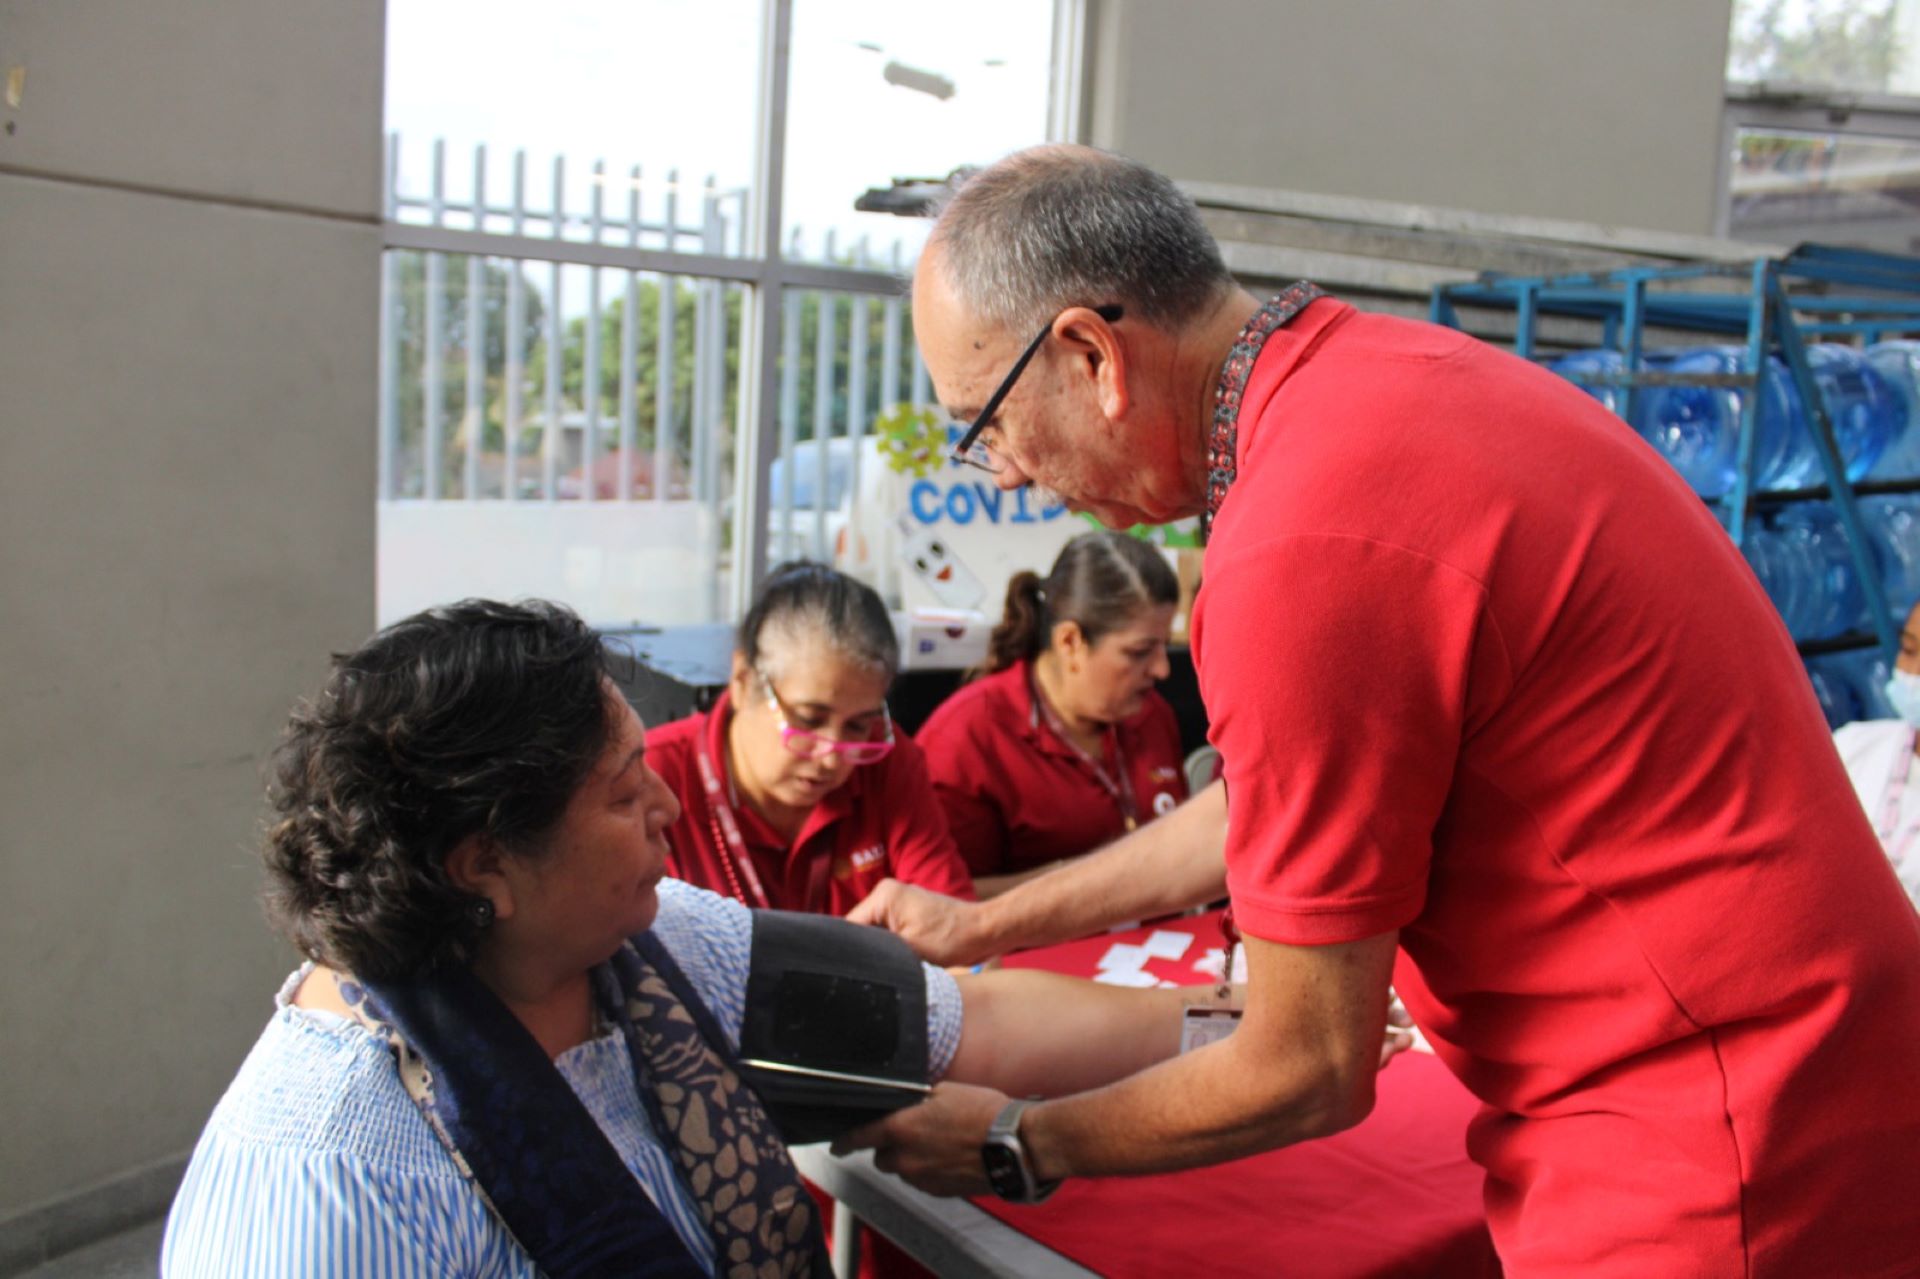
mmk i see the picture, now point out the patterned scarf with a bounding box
[1203,281,1327,543]
[343,931,825,1279]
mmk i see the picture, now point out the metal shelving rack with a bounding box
[1431,244,1920,660]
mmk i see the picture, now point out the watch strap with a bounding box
[982,1098,1062,1203]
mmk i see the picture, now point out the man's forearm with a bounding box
[1020,1023,1365,1180]
[1021,928,1398,1179]
[970,779,1227,955]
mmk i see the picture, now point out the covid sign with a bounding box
[906,478,1070,527]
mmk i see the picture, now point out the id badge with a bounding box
[1179,975,1244,1054]
[1180,1004,1242,1053]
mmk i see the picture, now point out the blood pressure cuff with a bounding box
[738,910,931,1145]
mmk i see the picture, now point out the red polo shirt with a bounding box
[1193,297,1920,1275]
[915,660,1187,877]
[645,691,975,915]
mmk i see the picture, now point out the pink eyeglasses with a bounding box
[757,668,896,765]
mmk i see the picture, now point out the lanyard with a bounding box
[1203,282,1327,542]
[1031,673,1139,832]
[695,747,773,910]
[1876,729,1920,867]
[693,745,836,913]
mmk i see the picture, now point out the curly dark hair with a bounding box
[263,598,614,979]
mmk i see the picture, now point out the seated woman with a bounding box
[1832,598,1920,906]
[647,562,974,914]
[917,532,1189,896]
[162,599,1197,1277]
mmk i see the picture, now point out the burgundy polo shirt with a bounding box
[646,690,976,914]
[915,659,1187,878]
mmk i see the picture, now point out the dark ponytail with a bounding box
[981,570,1048,676]
[972,532,1179,679]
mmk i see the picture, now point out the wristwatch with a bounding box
[980,1098,1062,1203]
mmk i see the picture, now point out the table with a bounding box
[800,914,1497,1278]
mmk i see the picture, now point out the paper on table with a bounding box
[1093,967,1162,988]
[1140,930,1193,961]
[1097,942,1154,972]
[1191,947,1249,983]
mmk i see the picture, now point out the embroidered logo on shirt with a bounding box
[839,844,887,879]
[1150,766,1180,782]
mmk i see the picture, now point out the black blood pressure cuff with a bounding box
[738,910,932,1145]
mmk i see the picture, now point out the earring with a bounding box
[468,896,496,930]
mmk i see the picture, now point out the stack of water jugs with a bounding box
[1550,341,1920,727]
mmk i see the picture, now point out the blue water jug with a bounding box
[1632,348,1801,498]
[1742,521,1817,639]
[1784,503,1871,639]
[1834,647,1898,722]
[1547,350,1627,416]
[1862,494,1920,615]
[1866,341,1920,479]
[1804,655,1863,728]
[1797,345,1901,482]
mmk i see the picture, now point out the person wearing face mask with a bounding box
[914,531,1188,897]
[646,562,976,915]
[1831,600,1920,906]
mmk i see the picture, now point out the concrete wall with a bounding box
[1083,0,1734,236]
[0,0,382,1255]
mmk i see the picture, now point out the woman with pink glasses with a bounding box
[646,561,976,915]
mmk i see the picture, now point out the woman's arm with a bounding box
[942,969,1188,1097]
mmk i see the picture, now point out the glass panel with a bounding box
[764,285,1084,612]
[384,0,760,257]
[1730,126,1920,251]
[781,0,1055,266]
[378,251,745,627]
[1727,0,1920,97]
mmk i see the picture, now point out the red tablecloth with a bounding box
[976,914,1499,1279]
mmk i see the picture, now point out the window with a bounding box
[1724,0,1920,250]
[379,1,1063,627]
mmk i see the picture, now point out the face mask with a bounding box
[1885,669,1920,727]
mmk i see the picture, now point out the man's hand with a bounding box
[847,879,990,967]
[833,1081,1010,1197]
[1381,990,1416,1068]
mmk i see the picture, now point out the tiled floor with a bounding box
[17,1219,162,1278]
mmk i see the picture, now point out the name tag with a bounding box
[1179,1006,1243,1053]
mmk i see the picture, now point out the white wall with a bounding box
[0,0,382,1245]
[1083,0,1733,236]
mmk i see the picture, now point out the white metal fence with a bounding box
[377,133,936,626]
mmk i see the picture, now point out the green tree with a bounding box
[387,250,547,496]
[1730,0,1905,91]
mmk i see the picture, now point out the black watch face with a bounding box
[981,1140,1028,1200]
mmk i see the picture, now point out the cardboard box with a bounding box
[895,608,991,671]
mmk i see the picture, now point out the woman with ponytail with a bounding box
[916,531,1188,896]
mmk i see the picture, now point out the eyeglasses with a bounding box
[949,303,1125,474]
[756,668,896,764]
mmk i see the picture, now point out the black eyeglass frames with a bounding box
[949,303,1125,473]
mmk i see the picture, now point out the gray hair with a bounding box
[739,561,899,682]
[928,144,1235,334]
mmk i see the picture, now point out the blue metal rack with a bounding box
[1431,244,1920,660]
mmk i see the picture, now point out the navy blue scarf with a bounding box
[345,932,825,1279]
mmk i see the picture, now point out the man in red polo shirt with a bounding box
[846,146,1920,1276]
